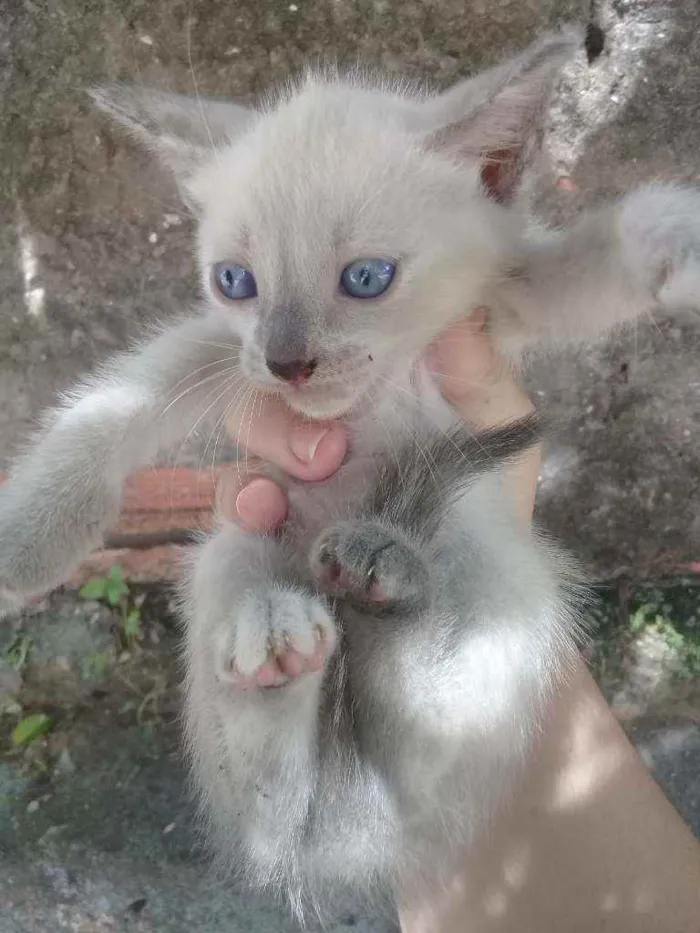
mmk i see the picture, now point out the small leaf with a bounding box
[124,609,141,640]
[105,588,120,608]
[11,712,52,747]
[108,565,124,584]
[79,578,108,600]
[105,580,129,607]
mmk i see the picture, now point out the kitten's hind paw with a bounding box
[311,521,430,610]
[215,588,336,690]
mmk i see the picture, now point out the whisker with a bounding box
[185,12,222,168]
[207,378,252,476]
[170,373,246,473]
[162,357,240,399]
[207,401,235,474]
[158,364,242,421]
[249,389,266,464]
[198,396,234,478]
[179,337,242,352]
[375,408,406,496]
[234,386,257,481]
[242,387,262,479]
[377,372,493,465]
[374,388,443,500]
[191,374,251,506]
[167,356,241,394]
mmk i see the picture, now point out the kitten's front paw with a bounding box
[215,588,336,690]
[620,184,700,311]
[311,521,430,609]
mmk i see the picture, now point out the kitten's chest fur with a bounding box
[279,363,456,552]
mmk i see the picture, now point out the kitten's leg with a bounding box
[310,505,576,883]
[0,312,240,613]
[493,183,700,351]
[183,524,337,877]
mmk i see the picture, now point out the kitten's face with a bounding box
[191,83,507,419]
[94,33,575,417]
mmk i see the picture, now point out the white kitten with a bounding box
[0,28,698,920]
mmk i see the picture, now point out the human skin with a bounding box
[217,309,700,933]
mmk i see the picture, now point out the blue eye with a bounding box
[213,262,257,300]
[340,258,396,299]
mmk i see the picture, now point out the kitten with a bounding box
[1,28,699,919]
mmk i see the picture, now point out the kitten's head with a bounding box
[93,30,578,418]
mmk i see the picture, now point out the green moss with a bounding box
[79,650,114,682]
[587,578,700,683]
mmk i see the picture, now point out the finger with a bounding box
[226,394,347,481]
[216,469,288,533]
[424,307,501,403]
[425,308,534,428]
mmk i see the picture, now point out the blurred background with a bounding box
[0,1,698,930]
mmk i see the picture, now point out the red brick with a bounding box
[69,545,185,586]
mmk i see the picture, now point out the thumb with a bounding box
[215,464,289,533]
[226,395,347,482]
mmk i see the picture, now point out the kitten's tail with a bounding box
[368,413,543,539]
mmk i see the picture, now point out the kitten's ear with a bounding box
[424,29,581,203]
[89,86,254,198]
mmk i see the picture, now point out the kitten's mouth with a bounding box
[242,355,380,419]
[273,370,381,420]
[281,383,364,419]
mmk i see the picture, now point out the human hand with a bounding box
[217,309,539,531]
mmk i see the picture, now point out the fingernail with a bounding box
[289,424,330,463]
[235,479,264,519]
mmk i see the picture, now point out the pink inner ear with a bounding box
[480,147,523,204]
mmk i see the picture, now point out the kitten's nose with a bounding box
[265,356,317,385]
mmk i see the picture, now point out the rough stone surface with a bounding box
[1,0,699,930]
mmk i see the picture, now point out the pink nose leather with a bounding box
[266,357,317,384]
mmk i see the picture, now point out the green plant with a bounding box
[79,564,129,607]
[79,565,142,647]
[11,712,52,748]
[628,602,700,679]
[79,650,113,682]
[5,634,33,672]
